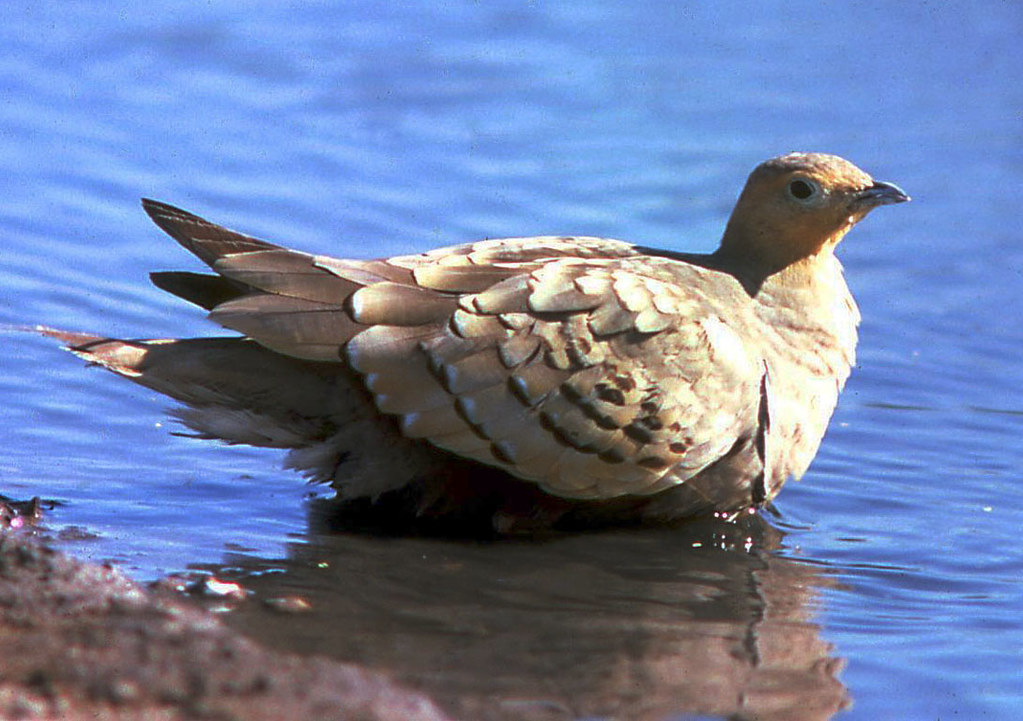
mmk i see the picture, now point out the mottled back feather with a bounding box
[140,199,768,500]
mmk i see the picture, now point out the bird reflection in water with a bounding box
[209,508,849,721]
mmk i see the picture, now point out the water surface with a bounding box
[2,2,1021,719]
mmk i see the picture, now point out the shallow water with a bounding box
[2,2,1022,719]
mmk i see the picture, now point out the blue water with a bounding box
[2,1,1022,718]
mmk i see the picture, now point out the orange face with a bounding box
[720,152,909,267]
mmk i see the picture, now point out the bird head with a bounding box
[718,152,909,274]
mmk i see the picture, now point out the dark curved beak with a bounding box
[855,180,911,210]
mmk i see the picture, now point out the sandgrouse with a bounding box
[44,153,908,531]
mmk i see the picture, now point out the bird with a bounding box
[42,153,908,532]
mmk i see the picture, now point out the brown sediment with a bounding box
[0,532,450,721]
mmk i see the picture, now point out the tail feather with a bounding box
[41,329,343,426]
[149,271,247,310]
[38,327,438,497]
[140,199,281,268]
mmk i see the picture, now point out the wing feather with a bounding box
[143,200,764,501]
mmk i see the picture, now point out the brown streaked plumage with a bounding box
[41,152,908,531]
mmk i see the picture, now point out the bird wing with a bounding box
[143,200,764,500]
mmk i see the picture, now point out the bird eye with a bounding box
[788,178,818,201]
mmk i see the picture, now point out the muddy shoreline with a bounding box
[0,531,450,721]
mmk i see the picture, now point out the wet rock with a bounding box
[0,496,50,530]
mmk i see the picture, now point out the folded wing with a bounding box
[142,199,764,500]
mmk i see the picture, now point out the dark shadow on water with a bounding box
[202,500,851,721]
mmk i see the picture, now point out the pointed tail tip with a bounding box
[140,197,159,215]
[141,197,175,219]
[31,327,150,376]
[31,326,106,348]
[0,324,102,347]
[140,197,204,224]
